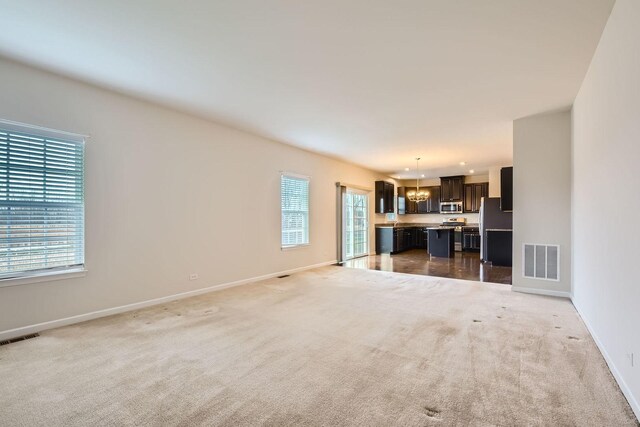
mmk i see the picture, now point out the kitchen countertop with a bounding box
[485,228,513,232]
[375,223,479,229]
[375,223,440,228]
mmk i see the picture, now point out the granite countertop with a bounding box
[375,222,480,229]
[426,226,455,230]
[486,228,513,232]
[375,223,440,228]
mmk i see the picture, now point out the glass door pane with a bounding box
[343,190,368,260]
[344,192,354,259]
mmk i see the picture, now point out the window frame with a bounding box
[0,119,88,286]
[280,171,310,250]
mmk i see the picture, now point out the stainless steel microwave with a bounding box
[440,201,463,214]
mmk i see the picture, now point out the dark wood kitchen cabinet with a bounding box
[440,176,465,202]
[417,227,429,249]
[426,186,441,213]
[376,226,431,254]
[486,229,512,266]
[401,186,419,214]
[417,186,441,213]
[403,228,415,249]
[416,200,428,214]
[406,198,418,214]
[416,191,428,214]
[398,186,440,214]
[464,184,473,212]
[411,227,421,247]
[464,182,489,213]
[427,228,455,258]
[375,181,395,214]
[375,227,393,254]
[397,187,406,215]
[463,232,481,251]
[393,228,404,252]
[500,167,513,211]
[376,226,431,253]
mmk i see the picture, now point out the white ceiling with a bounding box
[0,0,614,178]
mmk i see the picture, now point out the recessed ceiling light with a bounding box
[459,161,466,166]
[404,167,410,171]
[469,169,475,174]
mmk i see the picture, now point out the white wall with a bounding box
[463,174,490,185]
[488,167,502,197]
[0,58,390,334]
[512,110,572,296]
[572,0,640,417]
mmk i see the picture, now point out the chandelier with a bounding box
[406,157,430,202]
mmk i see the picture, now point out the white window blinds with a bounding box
[281,174,309,248]
[0,124,85,280]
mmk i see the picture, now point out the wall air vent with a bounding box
[523,244,560,281]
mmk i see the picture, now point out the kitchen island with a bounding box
[427,227,455,258]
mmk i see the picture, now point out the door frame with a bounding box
[336,183,372,264]
[343,187,370,261]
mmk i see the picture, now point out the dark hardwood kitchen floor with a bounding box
[342,250,512,285]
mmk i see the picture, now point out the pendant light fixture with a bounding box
[406,157,430,202]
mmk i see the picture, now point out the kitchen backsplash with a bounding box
[380,212,480,224]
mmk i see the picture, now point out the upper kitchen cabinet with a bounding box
[398,186,439,214]
[500,167,513,211]
[375,181,395,214]
[426,185,441,213]
[385,181,395,213]
[440,176,465,202]
[417,198,428,214]
[397,186,406,215]
[414,186,431,214]
[464,182,489,213]
[399,186,418,214]
[406,197,418,214]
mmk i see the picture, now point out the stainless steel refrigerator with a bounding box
[479,197,512,261]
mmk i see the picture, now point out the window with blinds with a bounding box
[281,174,309,248]
[0,123,85,280]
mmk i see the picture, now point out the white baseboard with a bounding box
[512,286,572,298]
[0,260,337,341]
[572,299,640,420]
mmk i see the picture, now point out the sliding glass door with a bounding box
[344,189,369,260]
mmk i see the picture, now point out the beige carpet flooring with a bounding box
[1,267,637,426]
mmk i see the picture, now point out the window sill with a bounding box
[281,243,310,251]
[0,268,87,288]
